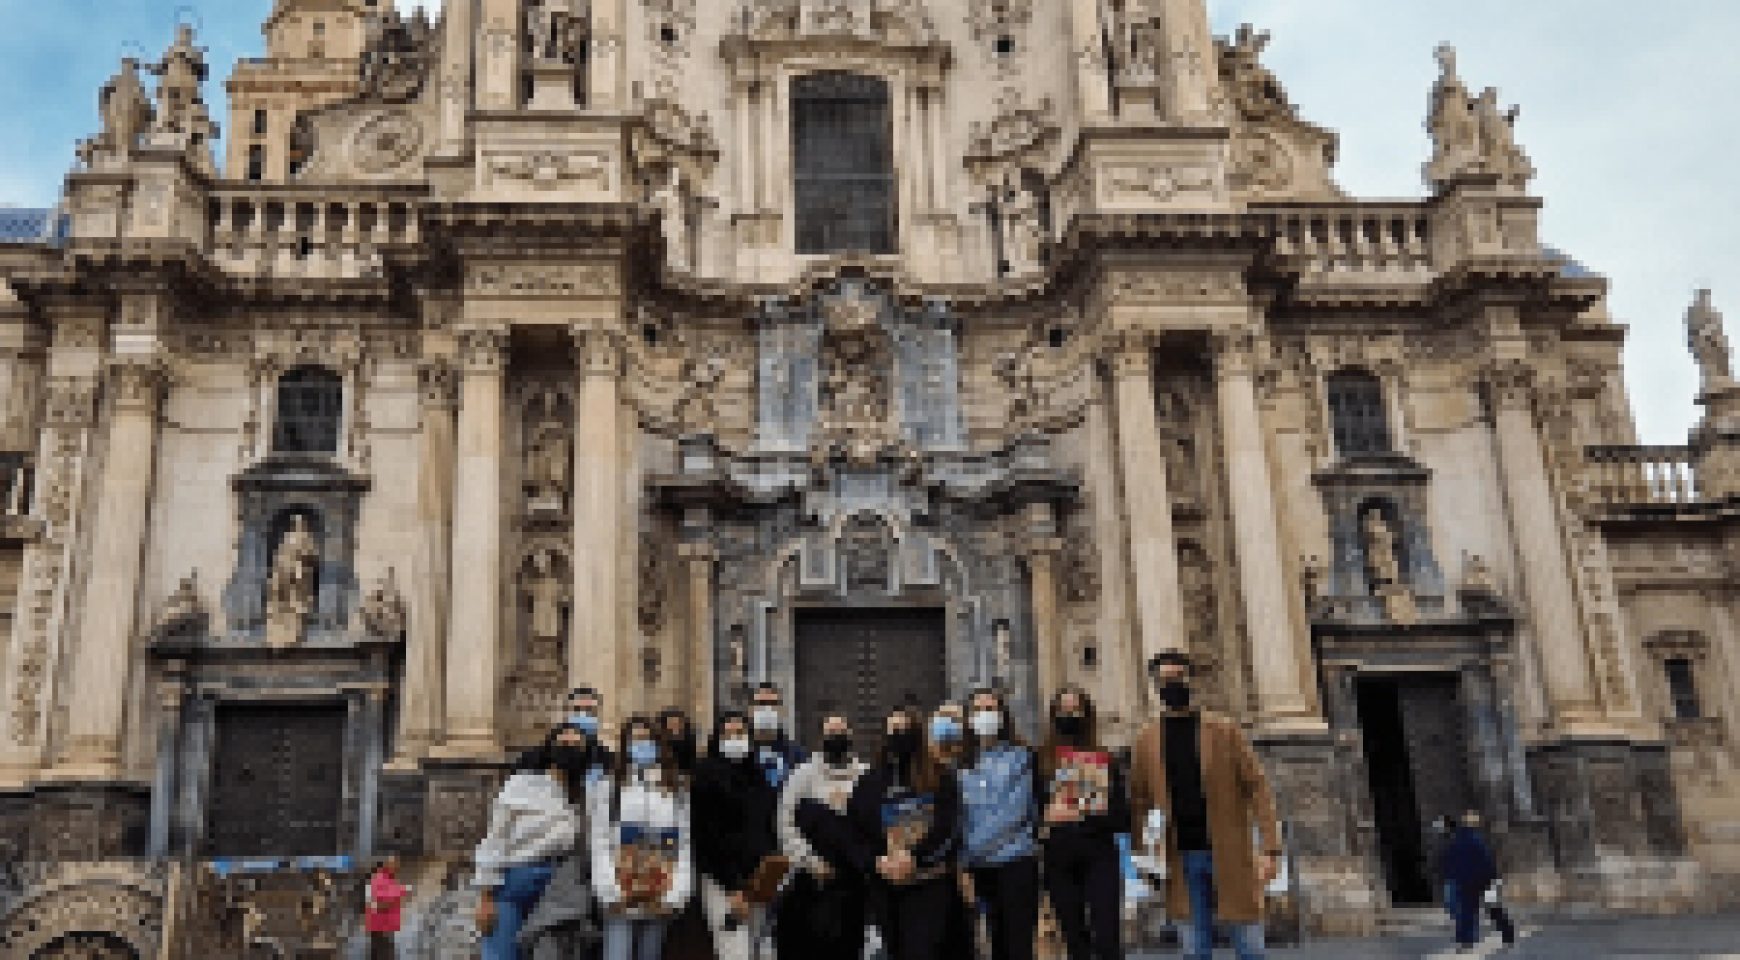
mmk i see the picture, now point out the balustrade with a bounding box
[1262,204,1432,276]
[1585,445,1701,505]
[207,186,424,278]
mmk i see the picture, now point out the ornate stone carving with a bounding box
[811,289,904,467]
[523,389,571,513]
[486,150,611,191]
[155,571,208,636]
[266,513,320,647]
[528,0,590,66]
[1061,533,1101,604]
[358,568,407,641]
[1485,359,1536,412]
[360,7,436,102]
[351,111,425,174]
[145,24,219,173]
[1217,25,1293,123]
[106,361,165,412]
[1426,44,1533,191]
[455,327,508,373]
[1103,163,1217,203]
[43,377,99,428]
[76,58,152,166]
[638,548,667,633]
[521,548,570,662]
[1687,288,1733,388]
[1362,510,1401,589]
[467,264,620,299]
[418,360,458,408]
[966,92,1060,172]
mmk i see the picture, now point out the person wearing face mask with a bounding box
[563,686,617,784]
[957,687,1042,960]
[1038,685,1129,960]
[1130,651,1281,960]
[591,716,693,960]
[693,711,781,960]
[748,683,808,792]
[843,707,964,960]
[474,726,597,960]
[657,707,700,776]
[927,702,966,772]
[772,713,869,960]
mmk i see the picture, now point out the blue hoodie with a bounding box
[959,743,1040,867]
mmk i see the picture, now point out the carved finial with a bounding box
[1688,288,1734,388]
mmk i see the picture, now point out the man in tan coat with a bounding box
[1129,651,1281,960]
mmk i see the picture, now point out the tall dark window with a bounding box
[792,72,896,255]
[272,365,343,454]
[246,144,265,182]
[1327,369,1393,457]
[1665,657,1701,720]
[252,108,269,136]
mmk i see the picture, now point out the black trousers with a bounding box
[969,857,1040,960]
[774,871,866,960]
[881,876,966,960]
[1043,838,1122,960]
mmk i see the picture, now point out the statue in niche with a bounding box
[638,549,666,633]
[650,166,690,273]
[1362,509,1402,589]
[78,59,153,165]
[157,570,207,635]
[523,548,569,641]
[529,0,589,64]
[1001,176,1044,275]
[1687,289,1734,387]
[812,291,901,466]
[674,356,725,434]
[359,568,407,641]
[524,394,571,511]
[266,514,320,646]
[1425,44,1481,186]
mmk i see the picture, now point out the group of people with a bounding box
[449,649,1286,960]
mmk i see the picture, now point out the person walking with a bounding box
[475,725,593,960]
[959,687,1042,960]
[1038,685,1129,960]
[773,712,869,959]
[592,716,694,960]
[1426,815,1457,921]
[693,711,782,960]
[365,855,408,960]
[1129,651,1282,960]
[1438,810,1501,952]
[844,707,965,960]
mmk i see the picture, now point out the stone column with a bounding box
[395,359,456,763]
[437,328,507,757]
[1025,502,1067,701]
[1214,331,1321,729]
[1067,0,1113,123]
[588,0,626,111]
[1486,359,1604,732]
[55,359,164,775]
[572,329,624,723]
[145,676,183,857]
[680,533,715,725]
[1108,336,1187,673]
[1083,373,1140,729]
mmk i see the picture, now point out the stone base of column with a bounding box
[8,780,149,861]
[376,759,509,860]
[1526,737,1708,915]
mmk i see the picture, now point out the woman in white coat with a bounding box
[592,714,694,960]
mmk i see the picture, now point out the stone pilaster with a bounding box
[572,328,625,724]
[476,0,521,112]
[1484,357,1606,733]
[394,358,457,764]
[1024,501,1067,701]
[1068,0,1113,124]
[434,0,474,156]
[588,0,626,111]
[54,358,165,776]
[680,532,715,726]
[1213,330,1322,730]
[435,327,507,758]
[1108,335,1187,685]
[1157,0,1219,122]
[1082,373,1140,733]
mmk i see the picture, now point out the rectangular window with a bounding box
[253,109,268,136]
[792,72,897,255]
[1666,657,1701,720]
[246,145,265,182]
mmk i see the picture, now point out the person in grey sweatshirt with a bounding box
[774,712,870,959]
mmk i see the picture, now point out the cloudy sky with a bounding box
[0,0,1734,442]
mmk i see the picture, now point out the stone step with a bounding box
[1376,907,1453,935]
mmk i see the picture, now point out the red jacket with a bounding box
[365,869,407,934]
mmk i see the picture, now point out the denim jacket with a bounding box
[959,744,1039,867]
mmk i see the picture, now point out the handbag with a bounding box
[741,854,792,906]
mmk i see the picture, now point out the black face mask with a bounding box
[668,732,697,770]
[886,729,919,763]
[547,744,591,779]
[822,734,853,763]
[1159,680,1192,711]
[1053,714,1086,740]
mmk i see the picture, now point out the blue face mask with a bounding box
[930,715,962,743]
[629,740,660,768]
[569,713,599,736]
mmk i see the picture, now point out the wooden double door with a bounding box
[793,608,949,758]
[205,703,347,857]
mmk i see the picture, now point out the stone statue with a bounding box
[651,166,690,272]
[525,420,571,508]
[1473,87,1533,187]
[529,0,588,64]
[1220,23,1293,122]
[266,514,320,645]
[1301,554,1326,607]
[1001,178,1044,275]
[359,568,407,640]
[147,24,219,169]
[1458,551,1498,597]
[675,356,724,434]
[78,59,153,165]
[1425,44,1481,187]
[1687,288,1734,387]
[522,549,569,641]
[1362,509,1402,589]
[157,571,206,634]
[812,291,901,465]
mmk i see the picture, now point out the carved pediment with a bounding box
[728,0,940,49]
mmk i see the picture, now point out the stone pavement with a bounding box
[1132,913,1740,959]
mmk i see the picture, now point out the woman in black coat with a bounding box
[842,707,965,960]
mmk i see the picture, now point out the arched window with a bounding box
[792,72,896,255]
[272,365,343,454]
[1665,657,1701,720]
[1327,369,1393,457]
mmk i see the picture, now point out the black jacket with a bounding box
[843,763,963,878]
[693,753,782,890]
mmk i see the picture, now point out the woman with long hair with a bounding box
[959,686,1041,960]
[844,707,964,960]
[1038,685,1129,960]
[591,715,694,960]
[692,710,782,960]
[773,712,870,959]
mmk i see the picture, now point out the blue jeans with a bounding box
[1180,850,1265,960]
[1443,880,1459,920]
[603,916,669,960]
[1449,886,1482,947]
[481,863,555,960]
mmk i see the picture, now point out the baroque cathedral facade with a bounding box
[1,0,1739,954]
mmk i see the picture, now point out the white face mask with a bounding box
[719,737,752,760]
[970,710,1003,738]
[752,707,782,734]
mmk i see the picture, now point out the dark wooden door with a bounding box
[206,703,347,857]
[794,608,947,757]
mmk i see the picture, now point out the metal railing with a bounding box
[1585,445,1701,505]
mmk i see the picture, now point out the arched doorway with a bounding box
[30,931,141,960]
